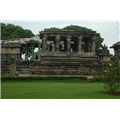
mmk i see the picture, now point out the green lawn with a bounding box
[1,81,120,99]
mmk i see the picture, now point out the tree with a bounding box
[1,23,35,59]
[62,25,92,31]
[1,23,35,40]
[0,23,5,40]
[96,35,104,50]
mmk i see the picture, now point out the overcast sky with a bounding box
[2,20,120,54]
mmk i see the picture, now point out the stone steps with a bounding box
[29,65,97,75]
[19,68,30,74]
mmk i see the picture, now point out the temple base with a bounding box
[27,56,99,75]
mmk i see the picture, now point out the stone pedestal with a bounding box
[10,56,16,76]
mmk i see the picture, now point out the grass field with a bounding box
[1,80,120,99]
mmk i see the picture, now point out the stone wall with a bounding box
[29,60,99,75]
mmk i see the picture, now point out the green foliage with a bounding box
[1,75,88,82]
[90,76,103,83]
[0,23,6,40]
[1,23,35,40]
[11,54,16,56]
[96,36,104,50]
[21,47,32,58]
[1,74,10,77]
[45,27,61,31]
[62,25,92,31]
[1,21,35,58]
[98,57,120,95]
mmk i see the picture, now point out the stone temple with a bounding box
[1,30,111,75]
[110,41,120,58]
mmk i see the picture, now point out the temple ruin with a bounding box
[110,41,120,58]
[1,31,111,75]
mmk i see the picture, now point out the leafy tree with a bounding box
[1,22,35,59]
[96,36,104,50]
[0,23,5,40]
[1,23,35,40]
[36,27,61,37]
[45,27,61,31]
[62,25,92,31]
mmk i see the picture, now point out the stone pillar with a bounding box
[78,35,83,54]
[67,35,71,55]
[31,45,35,60]
[38,43,41,61]
[55,34,60,54]
[25,46,28,60]
[91,36,96,56]
[47,44,50,51]
[10,56,16,76]
[42,34,47,54]
[52,43,55,52]
[88,44,91,52]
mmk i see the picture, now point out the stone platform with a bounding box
[27,56,100,75]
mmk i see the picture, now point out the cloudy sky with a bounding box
[2,20,120,54]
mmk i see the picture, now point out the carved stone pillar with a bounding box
[38,43,41,61]
[91,35,96,56]
[25,46,28,60]
[31,45,35,60]
[91,36,96,52]
[52,43,55,52]
[55,34,60,54]
[67,35,71,55]
[88,44,91,52]
[42,34,47,54]
[47,44,50,51]
[78,35,83,54]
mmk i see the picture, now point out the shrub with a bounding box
[11,54,16,56]
[1,75,88,82]
[98,57,120,95]
[90,76,102,83]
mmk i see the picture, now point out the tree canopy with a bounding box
[1,23,35,40]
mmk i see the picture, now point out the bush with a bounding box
[11,54,16,56]
[1,75,88,82]
[98,57,120,95]
[90,76,102,83]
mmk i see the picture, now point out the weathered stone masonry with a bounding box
[40,30,98,57]
[1,32,111,75]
